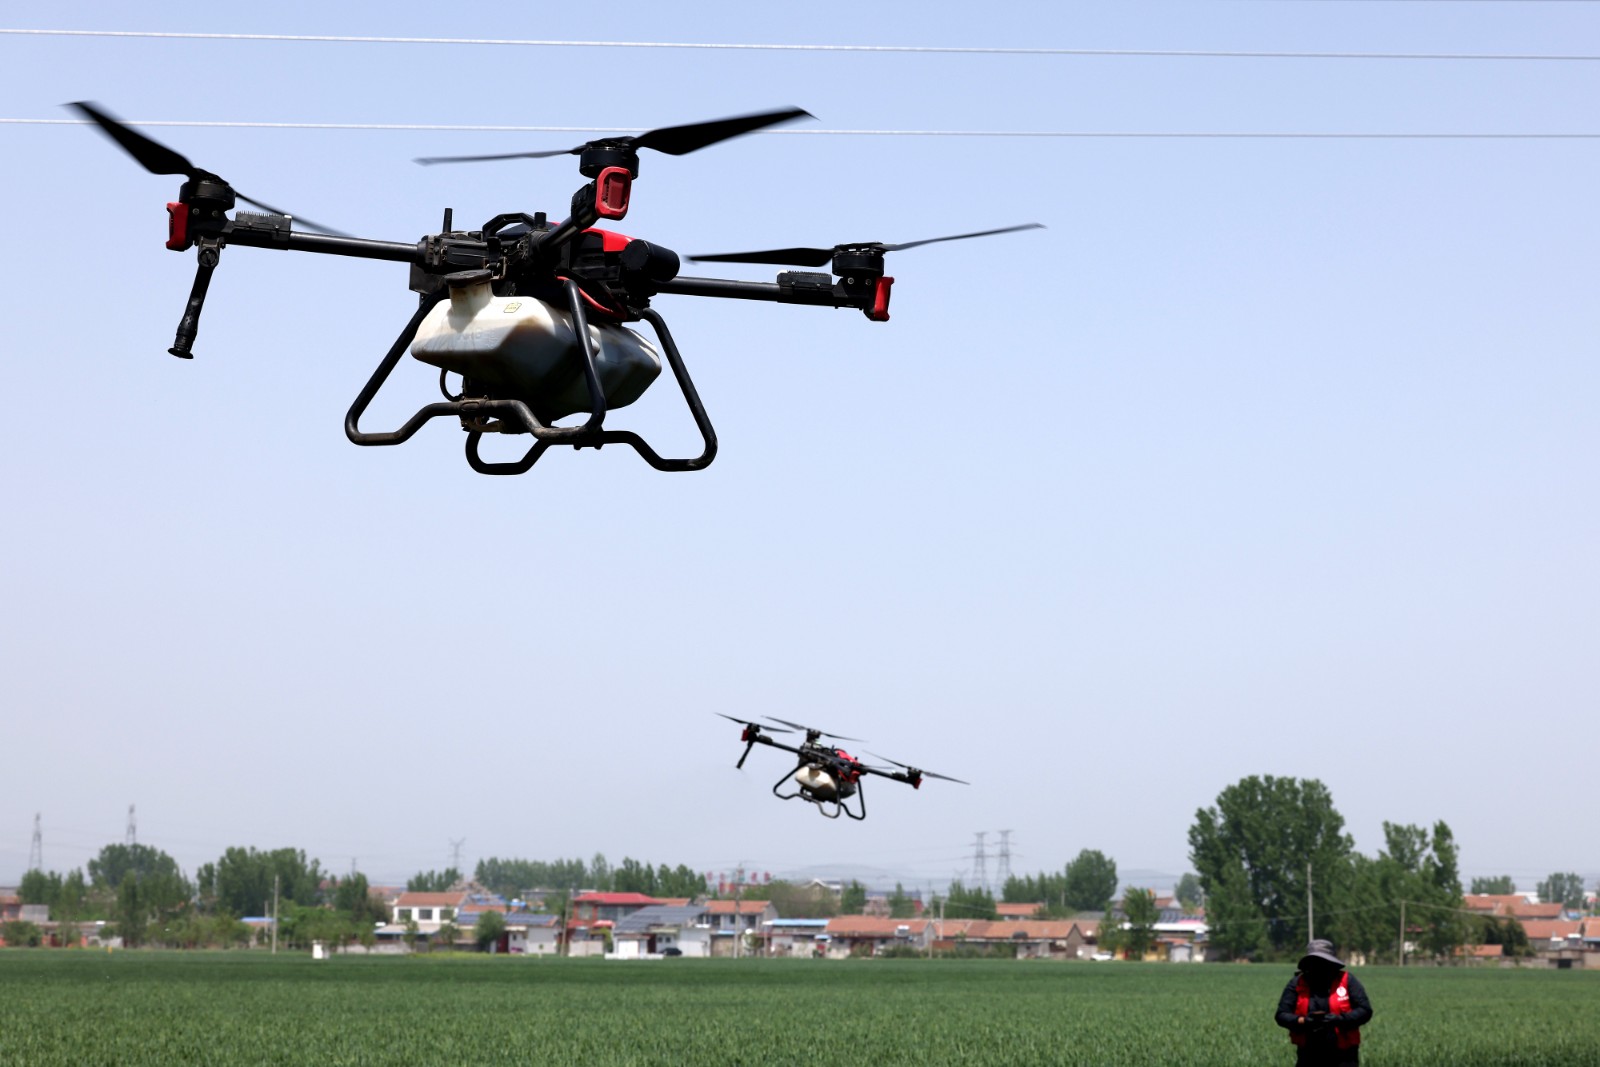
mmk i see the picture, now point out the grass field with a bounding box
[2,952,1597,1066]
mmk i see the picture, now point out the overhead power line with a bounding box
[4,27,1600,61]
[10,118,1600,139]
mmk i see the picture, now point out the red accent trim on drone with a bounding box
[591,228,633,254]
[741,727,752,742]
[165,202,190,251]
[910,774,922,790]
[595,166,632,220]
[868,276,894,322]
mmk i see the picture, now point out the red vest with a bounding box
[1290,971,1361,1050]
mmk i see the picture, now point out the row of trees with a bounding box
[1467,872,1589,909]
[1185,775,1583,963]
[469,854,706,903]
[1000,849,1121,916]
[17,842,371,949]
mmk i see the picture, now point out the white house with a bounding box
[610,904,714,958]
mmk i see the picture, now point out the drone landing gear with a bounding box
[344,283,716,475]
[771,764,867,821]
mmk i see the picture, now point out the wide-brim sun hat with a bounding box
[1299,939,1344,969]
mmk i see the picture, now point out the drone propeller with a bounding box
[716,712,794,734]
[867,752,969,785]
[689,223,1045,268]
[69,101,350,237]
[765,716,865,743]
[415,106,814,166]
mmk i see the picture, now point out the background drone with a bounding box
[718,714,967,820]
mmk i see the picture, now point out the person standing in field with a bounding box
[1274,939,1373,1066]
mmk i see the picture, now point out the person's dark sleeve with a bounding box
[1340,973,1373,1028]
[1275,975,1303,1030]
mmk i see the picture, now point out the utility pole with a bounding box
[1307,862,1314,942]
[271,874,280,955]
[1398,900,1405,967]
[28,813,42,871]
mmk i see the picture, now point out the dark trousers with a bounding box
[1296,1047,1358,1067]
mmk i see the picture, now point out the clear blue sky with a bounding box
[2,1,1596,896]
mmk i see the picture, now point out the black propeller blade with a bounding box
[69,101,350,237]
[716,713,793,733]
[867,752,969,785]
[765,716,865,743]
[415,106,813,166]
[690,223,1046,268]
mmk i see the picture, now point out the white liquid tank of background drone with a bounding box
[795,766,837,795]
[410,275,662,421]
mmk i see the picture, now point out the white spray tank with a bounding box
[410,270,661,423]
[795,765,839,799]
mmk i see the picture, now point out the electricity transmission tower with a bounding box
[972,832,989,895]
[996,830,1013,890]
[28,813,42,871]
[125,804,137,847]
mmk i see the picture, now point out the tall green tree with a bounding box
[589,853,612,891]
[839,881,868,915]
[332,874,387,927]
[1470,875,1515,895]
[89,844,191,907]
[1480,916,1532,957]
[1174,873,1203,913]
[475,909,507,952]
[115,873,148,947]
[1003,870,1064,908]
[206,847,323,915]
[1121,888,1159,958]
[1063,850,1119,912]
[887,883,916,919]
[1200,854,1263,960]
[1537,872,1585,910]
[19,869,59,907]
[944,881,997,920]
[1321,852,1383,963]
[474,857,590,899]
[1188,775,1352,954]
[58,869,89,921]
[1358,821,1465,963]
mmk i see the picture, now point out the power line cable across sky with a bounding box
[10,118,1600,139]
[5,27,1600,61]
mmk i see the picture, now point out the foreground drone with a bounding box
[719,714,967,820]
[73,102,1043,476]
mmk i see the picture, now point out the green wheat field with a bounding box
[2,952,1596,1066]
